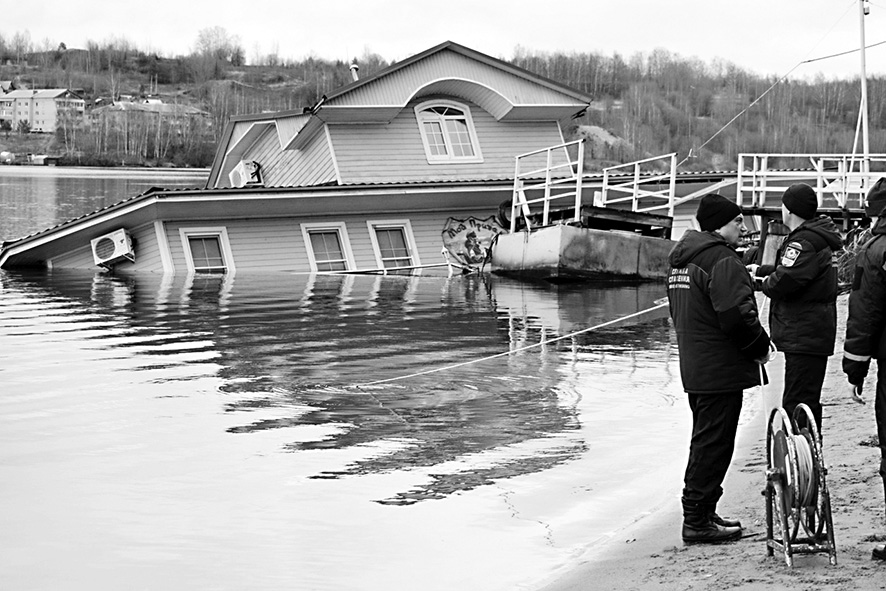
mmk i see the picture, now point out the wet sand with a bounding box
[539,294,886,590]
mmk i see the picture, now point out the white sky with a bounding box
[5,0,886,81]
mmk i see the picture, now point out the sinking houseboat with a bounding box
[0,42,583,274]
[0,41,684,281]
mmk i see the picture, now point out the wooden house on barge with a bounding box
[0,41,597,275]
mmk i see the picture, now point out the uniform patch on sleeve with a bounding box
[781,243,802,267]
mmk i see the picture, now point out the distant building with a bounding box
[0,89,86,133]
[88,100,209,130]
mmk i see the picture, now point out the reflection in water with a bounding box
[0,269,679,590]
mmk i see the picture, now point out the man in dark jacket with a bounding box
[842,177,886,560]
[668,194,771,544]
[750,183,842,432]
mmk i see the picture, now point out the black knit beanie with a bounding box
[696,194,742,232]
[865,177,886,218]
[782,184,818,220]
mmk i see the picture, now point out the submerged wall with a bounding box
[491,225,673,282]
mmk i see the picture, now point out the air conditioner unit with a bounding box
[91,229,135,267]
[229,160,262,188]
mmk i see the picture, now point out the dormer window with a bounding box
[415,100,483,164]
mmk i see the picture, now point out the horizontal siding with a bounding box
[238,126,337,188]
[334,50,581,107]
[158,208,500,274]
[50,222,161,271]
[130,223,164,271]
[331,98,566,184]
[344,221,381,269]
[277,129,337,187]
[50,244,94,269]
[165,219,310,273]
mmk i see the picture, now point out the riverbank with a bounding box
[539,293,886,590]
[0,164,209,177]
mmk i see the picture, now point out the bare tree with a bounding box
[11,30,32,64]
[194,26,241,61]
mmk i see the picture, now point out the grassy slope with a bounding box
[0,133,56,157]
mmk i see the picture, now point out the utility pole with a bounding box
[860,0,871,177]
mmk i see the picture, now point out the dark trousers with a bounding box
[782,352,828,432]
[874,363,886,490]
[682,391,743,507]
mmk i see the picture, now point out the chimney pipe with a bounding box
[349,61,359,81]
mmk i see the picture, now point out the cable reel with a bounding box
[765,403,837,567]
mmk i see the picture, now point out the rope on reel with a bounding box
[765,404,836,568]
[791,432,816,508]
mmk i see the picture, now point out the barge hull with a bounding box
[491,225,673,282]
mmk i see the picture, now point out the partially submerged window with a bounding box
[180,227,235,273]
[414,100,482,164]
[301,222,355,272]
[367,220,420,272]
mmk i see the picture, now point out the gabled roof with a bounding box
[323,41,591,106]
[207,41,592,186]
[3,89,83,100]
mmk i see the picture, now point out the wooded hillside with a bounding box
[1,28,883,170]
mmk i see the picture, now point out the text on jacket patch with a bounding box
[668,268,690,290]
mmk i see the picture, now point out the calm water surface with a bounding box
[0,168,726,590]
[0,166,208,241]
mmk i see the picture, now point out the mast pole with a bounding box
[860,0,871,176]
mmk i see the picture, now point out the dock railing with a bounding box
[510,141,678,233]
[737,153,886,212]
[510,140,584,233]
[598,153,678,216]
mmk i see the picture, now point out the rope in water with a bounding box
[350,299,669,389]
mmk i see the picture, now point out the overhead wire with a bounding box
[678,0,875,169]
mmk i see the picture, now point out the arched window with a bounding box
[414,100,482,163]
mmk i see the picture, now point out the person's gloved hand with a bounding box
[746,264,764,290]
[843,356,871,386]
[755,342,776,365]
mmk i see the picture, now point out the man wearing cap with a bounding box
[842,177,886,560]
[749,183,842,432]
[668,194,771,544]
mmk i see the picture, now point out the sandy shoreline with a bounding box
[539,294,886,591]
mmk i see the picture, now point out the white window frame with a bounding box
[179,226,236,274]
[300,221,356,272]
[414,99,483,164]
[367,219,421,271]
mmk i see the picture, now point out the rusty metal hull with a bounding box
[491,224,673,282]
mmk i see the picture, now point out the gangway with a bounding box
[509,140,677,234]
[737,153,886,219]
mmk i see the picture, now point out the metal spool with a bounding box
[765,404,837,567]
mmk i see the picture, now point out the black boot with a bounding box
[682,500,742,544]
[880,464,886,516]
[708,505,742,529]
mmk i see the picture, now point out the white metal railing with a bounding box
[598,153,678,216]
[510,141,679,232]
[510,140,584,232]
[737,153,886,211]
